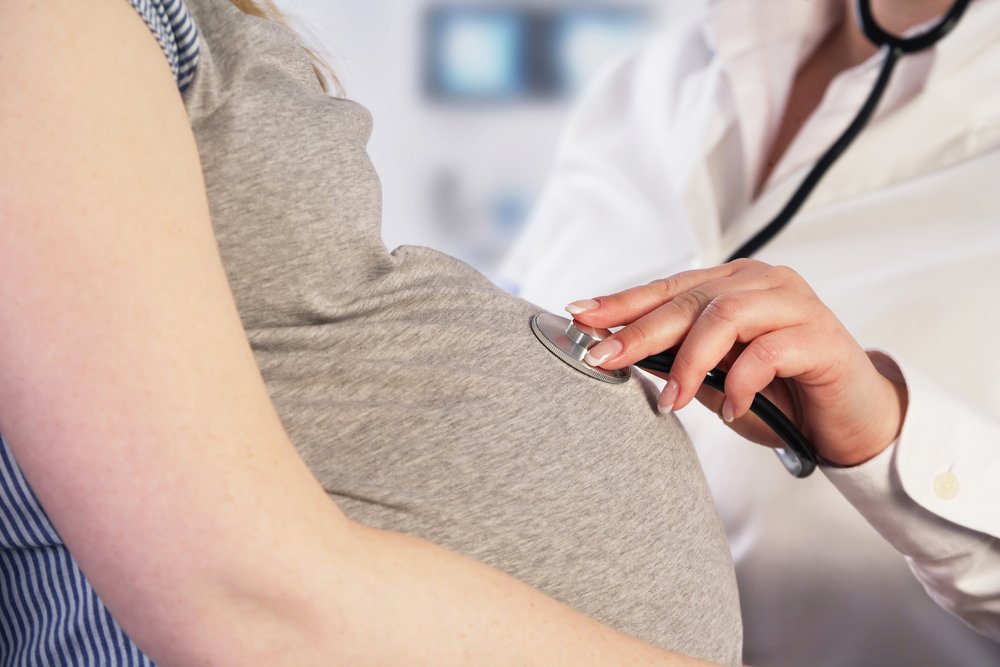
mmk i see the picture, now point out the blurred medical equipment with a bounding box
[423,4,648,102]
[414,3,654,277]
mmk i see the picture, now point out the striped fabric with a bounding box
[0,3,202,663]
[0,436,155,666]
[127,0,201,92]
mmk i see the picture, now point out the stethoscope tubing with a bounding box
[857,0,972,54]
[727,0,973,262]
[725,45,901,262]
[636,352,818,478]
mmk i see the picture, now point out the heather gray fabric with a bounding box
[181,1,742,663]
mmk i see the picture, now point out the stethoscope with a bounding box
[531,0,973,478]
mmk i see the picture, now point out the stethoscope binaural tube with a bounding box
[856,0,972,54]
[726,0,973,262]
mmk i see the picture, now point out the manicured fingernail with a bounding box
[565,299,600,316]
[722,399,736,423]
[658,377,681,415]
[584,338,623,367]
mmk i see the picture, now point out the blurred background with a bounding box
[280,0,674,286]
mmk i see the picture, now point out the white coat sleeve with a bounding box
[824,357,1000,641]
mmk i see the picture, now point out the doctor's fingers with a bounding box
[567,262,750,328]
[716,327,827,426]
[692,382,789,449]
[583,280,813,374]
[658,288,818,410]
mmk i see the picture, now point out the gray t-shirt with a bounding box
[182,1,742,662]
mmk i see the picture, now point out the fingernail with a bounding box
[584,338,623,367]
[658,377,681,415]
[722,399,736,423]
[565,299,600,316]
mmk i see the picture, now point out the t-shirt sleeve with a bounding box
[126,0,201,92]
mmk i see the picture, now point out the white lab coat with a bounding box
[502,0,1000,663]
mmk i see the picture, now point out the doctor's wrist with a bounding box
[818,351,909,468]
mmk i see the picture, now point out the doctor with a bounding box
[503,0,1000,665]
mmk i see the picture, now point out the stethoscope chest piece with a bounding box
[531,312,817,477]
[531,313,631,385]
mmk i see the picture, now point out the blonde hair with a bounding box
[229,0,341,94]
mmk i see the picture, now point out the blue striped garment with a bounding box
[0,437,154,666]
[128,0,201,92]
[1,2,199,665]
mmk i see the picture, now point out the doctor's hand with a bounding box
[567,260,908,467]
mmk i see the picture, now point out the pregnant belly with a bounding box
[248,246,742,664]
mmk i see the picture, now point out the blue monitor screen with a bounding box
[553,8,648,94]
[425,8,527,101]
[423,5,650,103]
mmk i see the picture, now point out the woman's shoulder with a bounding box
[125,0,201,92]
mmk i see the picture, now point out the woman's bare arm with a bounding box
[0,2,718,665]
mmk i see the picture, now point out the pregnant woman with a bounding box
[0,1,740,665]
